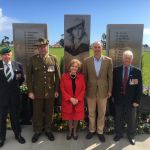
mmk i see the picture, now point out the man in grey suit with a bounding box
[83,41,113,142]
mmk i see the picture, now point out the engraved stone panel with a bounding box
[106,24,144,68]
[13,23,47,71]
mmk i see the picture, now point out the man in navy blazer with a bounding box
[113,50,142,145]
[0,48,26,147]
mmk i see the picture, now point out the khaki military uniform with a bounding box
[26,53,60,132]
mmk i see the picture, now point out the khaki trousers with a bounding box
[33,98,54,132]
[87,96,107,134]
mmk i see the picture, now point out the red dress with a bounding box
[60,72,85,120]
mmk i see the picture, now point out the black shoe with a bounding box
[128,137,135,145]
[45,132,55,141]
[113,135,123,141]
[0,140,5,147]
[32,132,41,143]
[15,134,26,144]
[73,135,78,140]
[66,135,72,140]
[72,131,78,140]
[97,134,105,143]
[86,132,94,139]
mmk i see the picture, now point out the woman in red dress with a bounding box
[60,59,85,140]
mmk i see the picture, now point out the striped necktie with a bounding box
[5,64,12,82]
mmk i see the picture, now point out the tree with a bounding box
[143,44,149,48]
[59,34,64,47]
[1,36,10,47]
[101,33,106,49]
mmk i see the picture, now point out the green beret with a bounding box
[34,37,49,46]
[0,47,11,55]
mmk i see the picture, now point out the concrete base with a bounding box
[1,125,150,150]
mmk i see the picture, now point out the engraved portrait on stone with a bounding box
[64,15,90,56]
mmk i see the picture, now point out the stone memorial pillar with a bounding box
[13,23,47,71]
[64,15,91,70]
[106,24,144,68]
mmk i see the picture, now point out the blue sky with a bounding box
[0,0,150,45]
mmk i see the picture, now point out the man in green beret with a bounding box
[26,37,60,143]
[0,47,26,147]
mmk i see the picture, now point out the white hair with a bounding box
[123,50,133,60]
[92,41,103,48]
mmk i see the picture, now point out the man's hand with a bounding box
[133,102,139,107]
[107,92,112,99]
[54,91,59,98]
[28,92,35,100]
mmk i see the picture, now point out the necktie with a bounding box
[122,66,128,94]
[5,64,12,82]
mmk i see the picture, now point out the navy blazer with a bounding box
[0,60,25,107]
[113,65,142,105]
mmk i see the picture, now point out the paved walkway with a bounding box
[1,125,150,150]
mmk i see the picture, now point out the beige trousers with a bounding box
[87,96,107,134]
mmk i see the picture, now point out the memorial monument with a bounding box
[106,24,144,68]
[64,15,91,70]
[13,23,47,71]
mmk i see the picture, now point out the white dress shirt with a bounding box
[3,61,14,79]
[94,57,102,77]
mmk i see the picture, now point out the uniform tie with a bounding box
[5,64,12,82]
[122,66,128,94]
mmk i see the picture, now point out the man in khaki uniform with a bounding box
[26,38,60,142]
[83,41,113,142]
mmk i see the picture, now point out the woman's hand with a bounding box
[28,92,35,100]
[70,98,78,105]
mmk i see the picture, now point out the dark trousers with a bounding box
[115,100,137,138]
[0,105,21,140]
[32,98,54,133]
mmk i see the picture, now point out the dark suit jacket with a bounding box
[0,60,24,107]
[113,65,142,106]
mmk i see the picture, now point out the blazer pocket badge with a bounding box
[47,65,55,72]
[129,79,138,85]
[16,73,21,80]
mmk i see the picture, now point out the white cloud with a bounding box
[0,8,19,32]
[144,28,150,35]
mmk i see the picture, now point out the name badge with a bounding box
[129,79,138,85]
[0,68,4,70]
[16,73,21,80]
[48,65,55,72]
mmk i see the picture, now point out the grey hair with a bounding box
[123,50,133,60]
[92,41,103,48]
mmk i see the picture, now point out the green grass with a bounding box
[1,47,150,86]
[49,48,150,86]
[142,52,150,86]
[49,48,64,63]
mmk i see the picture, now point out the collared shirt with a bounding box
[3,61,14,79]
[94,57,102,77]
[122,65,130,79]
